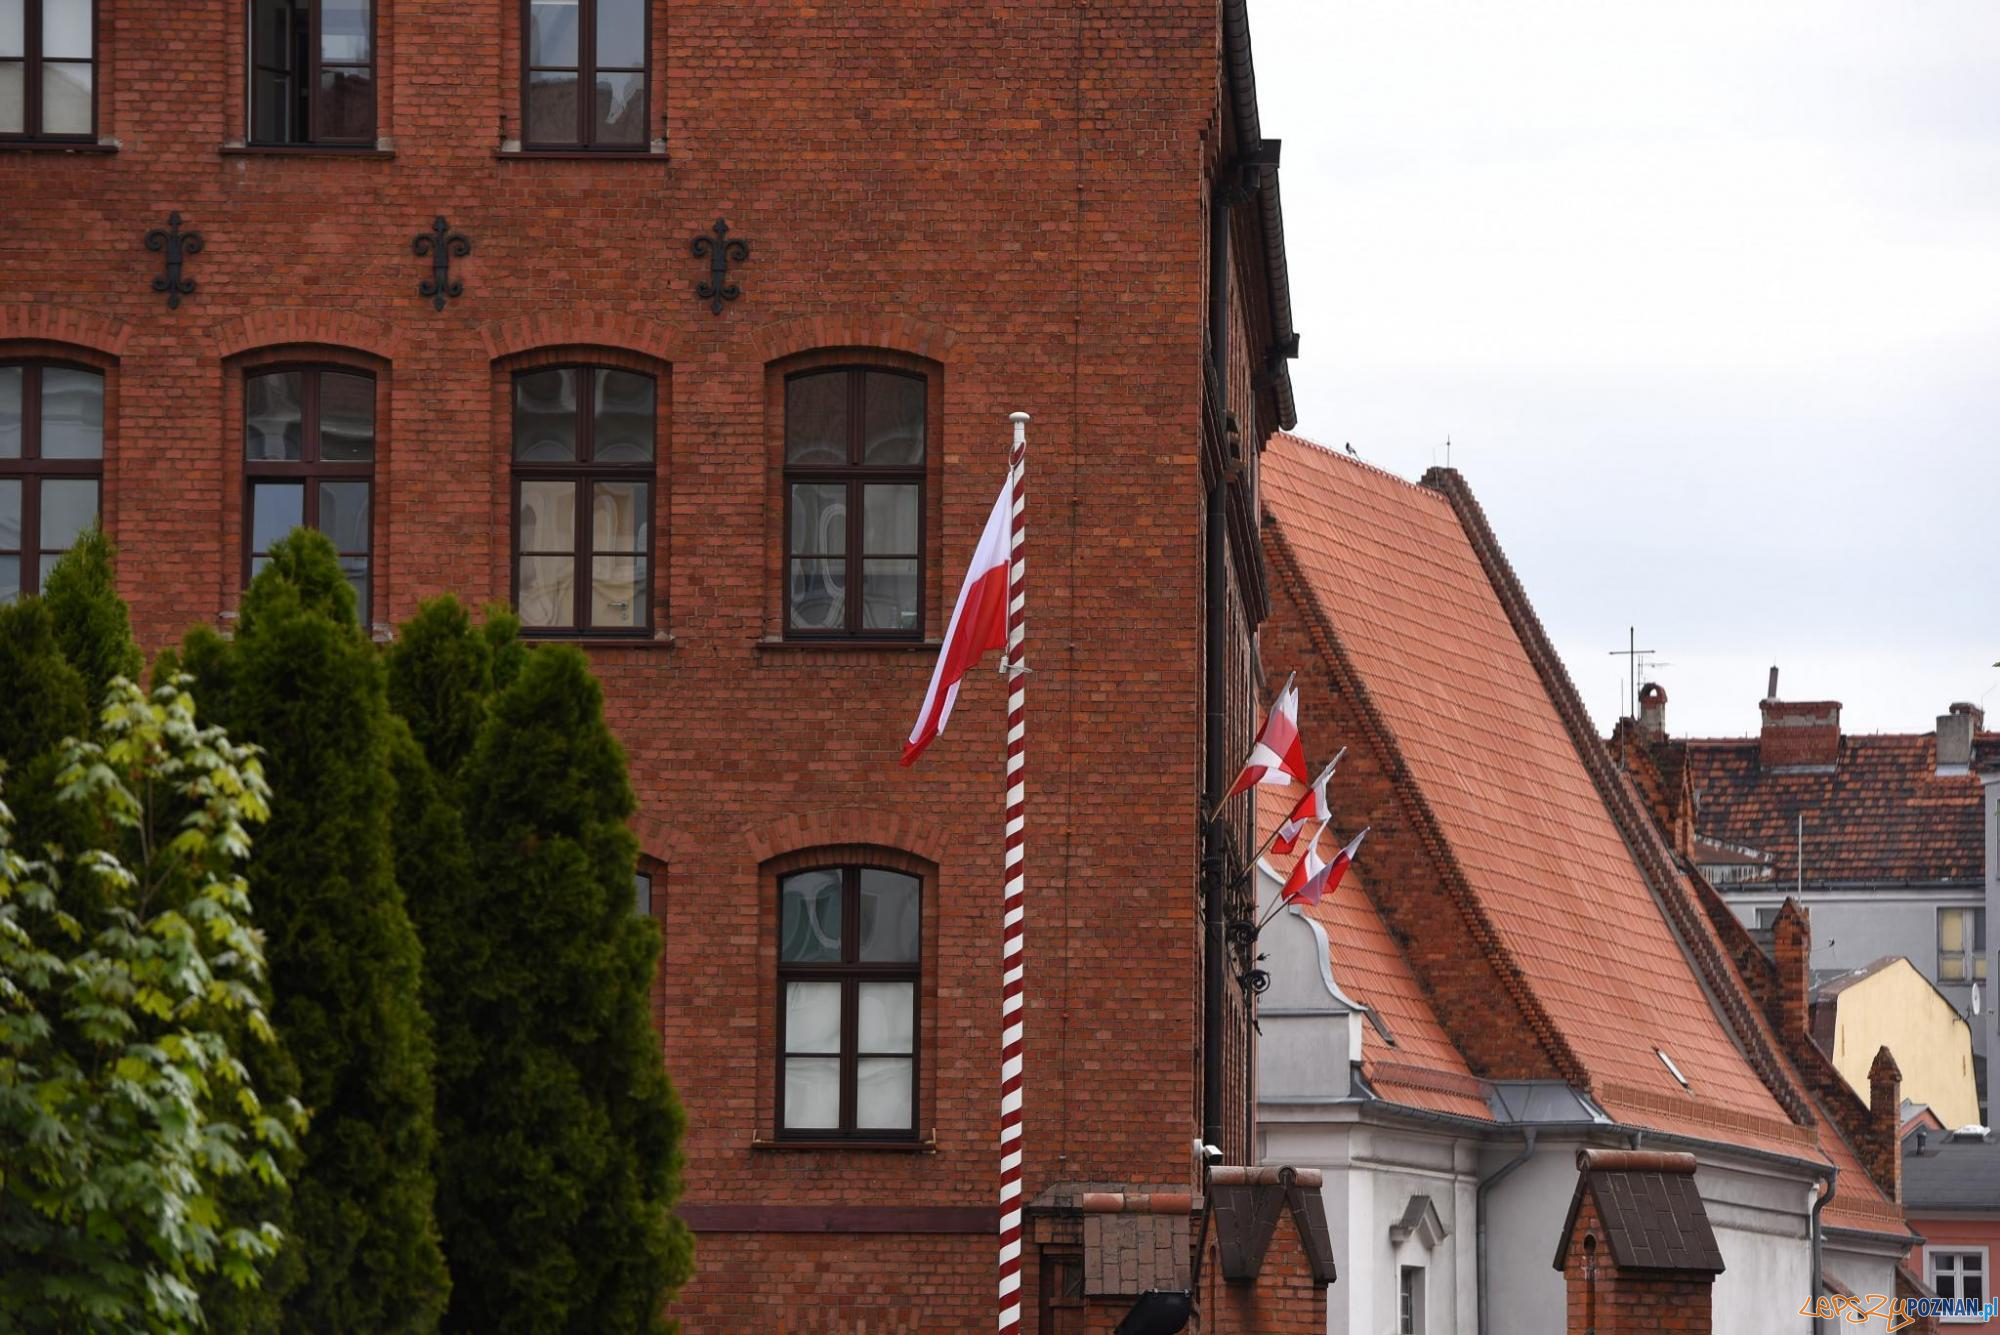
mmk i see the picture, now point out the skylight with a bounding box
[1656,1047,1691,1090]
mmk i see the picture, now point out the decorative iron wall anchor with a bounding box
[413,216,472,310]
[691,219,748,314]
[145,213,204,310]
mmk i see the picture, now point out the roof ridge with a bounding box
[1268,432,1450,501]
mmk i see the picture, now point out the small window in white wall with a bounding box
[1929,1247,1988,1319]
[1399,1264,1425,1335]
[1939,908,1988,983]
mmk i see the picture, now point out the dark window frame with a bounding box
[519,0,649,151]
[248,0,377,147]
[781,366,927,641]
[242,364,376,618]
[775,864,922,1142]
[1,0,97,143]
[508,362,657,637]
[1,359,104,601]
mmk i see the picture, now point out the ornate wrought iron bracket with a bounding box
[691,218,748,314]
[413,216,472,311]
[145,213,204,310]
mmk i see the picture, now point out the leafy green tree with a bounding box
[182,530,448,1333]
[0,676,296,1331]
[441,643,691,1332]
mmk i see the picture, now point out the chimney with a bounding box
[1759,695,1841,771]
[1637,682,1668,740]
[1938,703,1983,773]
[1868,1046,1903,1204]
[1771,898,1812,1039]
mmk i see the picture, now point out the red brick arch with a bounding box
[478,311,687,366]
[0,306,132,358]
[744,807,950,868]
[210,308,402,361]
[750,313,960,366]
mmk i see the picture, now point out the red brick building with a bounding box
[1,1,1322,1328]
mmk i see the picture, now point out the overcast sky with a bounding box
[1253,0,2000,737]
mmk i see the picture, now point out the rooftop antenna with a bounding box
[1446,435,1452,469]
[1608,627,1656,722]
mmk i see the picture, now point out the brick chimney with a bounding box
[1759,696,1841,771]
[1555,1150,1722,1335]
[1637,682,1667,740]
[1937,703,1983,773]
[1771,898,1812,1038]
[1869,1047,1903,1204]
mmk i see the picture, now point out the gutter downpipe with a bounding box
[1476,1128,1537,1335]
[1811,1167,1836,1335]
[1200,147,1235,1162]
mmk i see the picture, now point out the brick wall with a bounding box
[3,2,1296,1328]
[1560,1194,1715,1335]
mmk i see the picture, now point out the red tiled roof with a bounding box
[1262,433,1805,1148]
[1684,735,1994,886]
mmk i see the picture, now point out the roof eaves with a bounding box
[1220,0,1297,431]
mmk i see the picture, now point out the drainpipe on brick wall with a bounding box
[1476,1128,1536,1335]
[1810,1169,1835,1335]
[1200,167,1234,1161]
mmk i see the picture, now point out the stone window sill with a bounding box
[521,632,677,651]
[755,636,941,654]
[220,143,396,159]
[751,1133,938,1153]
[0,139,117,154]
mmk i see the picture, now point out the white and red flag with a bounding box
[1271,747,1345,856]
[901,472,1013,766]
[1280,824,1369,908]
[1225,671,1309,798]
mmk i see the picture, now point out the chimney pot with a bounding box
[1767,666,1780,701]
[1938,705,1980,772]
[1637,682,1668,739]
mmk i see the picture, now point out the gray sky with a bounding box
[1253,0,2000,738]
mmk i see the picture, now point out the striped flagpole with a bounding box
[997,411,1030,1333]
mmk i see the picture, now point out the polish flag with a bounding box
[1280,825,1368,908]
[902,473,1013,766]
[1271,747,1345,856]
[1225,672,1309,798]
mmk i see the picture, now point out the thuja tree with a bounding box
[438,640,691,1332]
[0,676,296,1330]
[179,530,448,1333]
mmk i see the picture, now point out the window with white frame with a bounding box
[1939,908,1988,983]
[1930,1247,1987,1317]
[1399,1264,1425,1334]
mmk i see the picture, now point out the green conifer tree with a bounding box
[39,527,142,709]
[183,530,448,1333]
[444,644,691,1332]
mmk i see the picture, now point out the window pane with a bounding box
[0,61,20,135]
[40,367,102,459]
[861,559,919,632]
[854,1058,913,1130]
[0,478,18,548]
[591,481,647,552]
[592,70,643,145]
[517,480,574,552]
[250,0,291,67]
[513,369,576,461]
[251,69,292,143]
[783,1058,839,1130]
[785,373,848,464]
[317,66,374,140]
[517,555,574,627]
[527,0,577,65]
[788,483,845,556]
[0,366,19,458]
[318,481,369,554]
[0,555,15,603]
[862,373,925,464]
[1942,910,1965,953]
[633,870,651,916]
[592,369,653,461]
[42,0,89,58]
[862,484,918,554]
[857,982,913,1054]
[780,869,842,962]
[250,482,303,555]
[318,372,375,460]
[319,0,368,62]
[1942,954,1967,982]
[589,556,644,628]
[784,981,841,1054]
[246,372,304,461]
[525,70,577,144]
[341,556,368,616]
[38,478,93,553]
[788,559,846,632]
[40,60,89,135]
[0,2,20,58]
[858,870,920,962]
[595,0,642,65]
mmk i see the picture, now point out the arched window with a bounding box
[510,364,655,634]
[1,360,104,602]
[244,366,376,614]
[776,864,921,1138]
[783,367,926,639]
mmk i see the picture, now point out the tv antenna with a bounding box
[1608,626,1657,720]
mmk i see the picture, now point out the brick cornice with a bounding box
[744,807,950,868]
[478,310,687,366]
[750,313,958,366]
[1261,516,1589,1091]
[0,305,132,357]
[1420,467,1816,1130]
[209,307,401,361]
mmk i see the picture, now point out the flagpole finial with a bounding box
[1009,411,1031,423]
